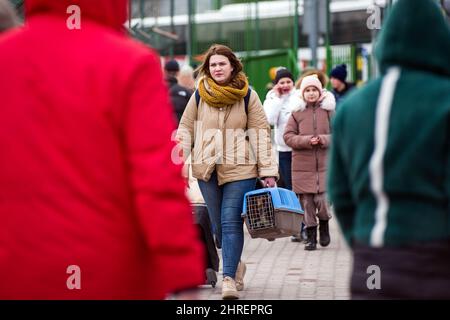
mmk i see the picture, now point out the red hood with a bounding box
[26,0,128,29]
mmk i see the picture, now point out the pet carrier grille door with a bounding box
[245,192,275,230]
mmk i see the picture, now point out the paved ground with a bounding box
[198,217,353,300]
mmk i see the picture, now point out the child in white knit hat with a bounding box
[283,75,336,250]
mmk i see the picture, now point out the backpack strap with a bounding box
[243,89,251,115]
[194,88,251,115]
[195,90,201,107]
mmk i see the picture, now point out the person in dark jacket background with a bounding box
[170,82,193,124]
[169,67,194,124]
[164,59,180,88]
[328,0,450,299]
[0,0,204,299]
[329,64,354,107]
[165,59,194,124]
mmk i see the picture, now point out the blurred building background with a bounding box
[6,0,448,98]
[127,0,389,97]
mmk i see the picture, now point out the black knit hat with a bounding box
[330,64,347,82]
[164,59,180,72]
[274,68,294,84]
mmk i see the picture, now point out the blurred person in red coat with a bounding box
[0,0,204,299]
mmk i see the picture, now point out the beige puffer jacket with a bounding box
[177,88,278,186]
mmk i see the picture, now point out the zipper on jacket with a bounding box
[313,105,320,193]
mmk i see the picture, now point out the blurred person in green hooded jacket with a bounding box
[328,0,450,299]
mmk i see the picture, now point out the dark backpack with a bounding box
[194,89,252,114]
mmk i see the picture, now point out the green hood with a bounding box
[376,0,450,76]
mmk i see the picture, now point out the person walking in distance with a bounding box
[178,65,196,91]
[177,44,278,299]
[329,64,354,108]
[263,67,306,242]
[164,59,180,88]
[263,68,297,191]
[170,66,195,125]
[284,75,336,251]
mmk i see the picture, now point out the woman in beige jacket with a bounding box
[177,44,278,299]
[284,75,335,251]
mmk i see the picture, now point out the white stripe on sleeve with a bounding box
[369,67,401,248]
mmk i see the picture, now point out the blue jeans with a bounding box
[198,171,256,278]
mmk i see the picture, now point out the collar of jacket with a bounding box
[293,89,336,112]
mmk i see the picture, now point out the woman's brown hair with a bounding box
[196,44,244,83]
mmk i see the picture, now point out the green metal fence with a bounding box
[329,45,356,83]
[239,48,299,99]
[127,0,379,88]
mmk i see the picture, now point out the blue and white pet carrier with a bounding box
[241,187,304,240]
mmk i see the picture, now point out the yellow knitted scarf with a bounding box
[198,73,249,108]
